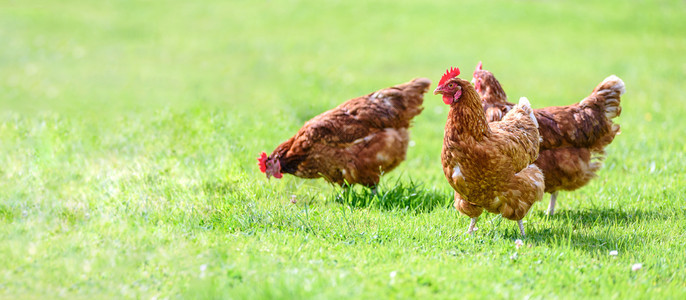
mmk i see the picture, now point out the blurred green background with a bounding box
[3,0,684,114]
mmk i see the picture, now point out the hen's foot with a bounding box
[467,217,478,234]
[547,191,559,216]
[518,219,526,236]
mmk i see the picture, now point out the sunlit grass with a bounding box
[1,0,685,298]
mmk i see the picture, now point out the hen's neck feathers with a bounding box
[446,82,491,141]
[481,74,508,105]
[271,137,297,172]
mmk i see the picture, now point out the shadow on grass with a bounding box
[330,179,452,214]
[200,177,671,254]
[523,226,643,253]
[519,207,682,252]
[533,207,673,225]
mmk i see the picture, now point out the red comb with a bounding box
[257,152,268,173]
[473,61,483,79]
[439,67,461,86]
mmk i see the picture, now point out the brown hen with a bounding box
[472,62,625,215]
[435,67,544,236]
[258,78,431,189]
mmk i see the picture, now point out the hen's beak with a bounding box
[433,86,443,95]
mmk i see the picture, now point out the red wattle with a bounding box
[443,95,453,105]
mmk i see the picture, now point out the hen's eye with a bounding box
[448,83,455,88]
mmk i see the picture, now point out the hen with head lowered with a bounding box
[258,78,431,190]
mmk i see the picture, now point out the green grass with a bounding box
[2,0,686,298]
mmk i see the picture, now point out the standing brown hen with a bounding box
[435,67,544,236]
[258,78,431,190]
[472,62,625,215]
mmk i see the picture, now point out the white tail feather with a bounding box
[518,97,538,128]
[599,75,624,119]
[601,75,626,96]
[581,75,625,120]
[518,96,531,108]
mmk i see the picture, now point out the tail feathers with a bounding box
[611,123,621,135]
[386,77,431,97]
[517,97,539,128]
[499,97,541,161]
[518,96,531,108]
[595,75,626,97]
[408,78,432,92]
[590,149,606,172]
[368,78,431,122]
[370,77,430,103]
[400,78,431,116]
[501,96,539,129]
[499,164,545,221]
[584,75,625,120]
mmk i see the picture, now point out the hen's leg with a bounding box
[518,219,526,236]
[370,185,378,197]
[468,217,478,234]
[547,191,559,216]
[454,192,483,234]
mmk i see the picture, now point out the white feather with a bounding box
[519,97,538,128]
[602,75,626,96]
[451,164,463,180]
[518,96,531,108]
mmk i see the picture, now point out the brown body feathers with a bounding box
[438,76,544,223]
[473,67,625,210]
[262,78,431,187]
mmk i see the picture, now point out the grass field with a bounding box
[2,0,686,298]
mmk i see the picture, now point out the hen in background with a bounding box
[435,67,544,236]
[258,78,431,191]
[472,62,625,215]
